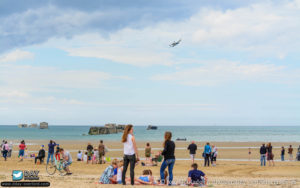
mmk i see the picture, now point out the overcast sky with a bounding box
[0,0,299,125]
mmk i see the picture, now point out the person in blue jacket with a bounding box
[47,140,57,164]
[204,143,211,167]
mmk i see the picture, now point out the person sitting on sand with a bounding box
[59,148,72,175]
[135,169,155,185]
[83,152,88,162]
[116,160,124,184]
[77,151,82,161]
[99,159,118,184]
[35,145,45,164]
[18,140,26,161]
[187,163,207,186]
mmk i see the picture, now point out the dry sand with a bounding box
[0,141,299,188]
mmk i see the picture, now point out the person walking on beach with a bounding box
[2,141,9,161]
[19,140,26,161]
[47,140,56,164]
[260,143,267,166]
[288,145,293,161]
[87,142,93,164]
[248,148,251,161]
[187,141,197,163]
[211,145,218,166]
[281,146,285,161]
[7,141,13,158]
[266,143,274,166]
[160,131,175,185]
[98,140,105,164]
[122,125,139,185]
[145,143,152,163]
[204,143,211,167]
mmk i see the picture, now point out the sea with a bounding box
[0,125,299,142]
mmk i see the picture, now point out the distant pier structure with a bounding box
[39,122,49,129]
[18,122,49,129]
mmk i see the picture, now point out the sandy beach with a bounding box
[0,140,300,188]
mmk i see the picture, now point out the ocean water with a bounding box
[0,125,299,142]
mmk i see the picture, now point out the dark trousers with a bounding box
[122,154,136,185]
[35,156,44,164]
[3,150,8,160]
[204,153,210,166]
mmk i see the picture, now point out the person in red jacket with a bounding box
[19,140,26,161]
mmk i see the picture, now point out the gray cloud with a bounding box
[0,0,261,53]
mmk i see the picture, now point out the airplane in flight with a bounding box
[169,39,181,47]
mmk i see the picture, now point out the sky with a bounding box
[0,0,299,126]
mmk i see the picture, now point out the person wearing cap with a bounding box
[35,145,45,164]
[55,144,60,160]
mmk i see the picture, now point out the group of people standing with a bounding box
[99,124,207,186]
[187,141,218,167]
[77,140,107,164]
[259,143,300,166]
[0,140,13,161]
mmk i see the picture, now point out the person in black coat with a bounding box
[35,145,45,164]
[160,131,175,185]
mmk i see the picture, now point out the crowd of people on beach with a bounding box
[1,126,300,186]
[98,125,208,186]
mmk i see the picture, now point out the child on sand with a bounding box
[99,159,119,184]
[83,152,88,162]
[55,144,60,160]
[187,163,207,186]
[135,169,155,185]
[92,148,98,164]
[116,160,124,184]
[18,140,26,161]
[77,151,82,161]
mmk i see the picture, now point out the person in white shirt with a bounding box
[121,125,139,185]
[77,151,82,161]
[211,145,218,166]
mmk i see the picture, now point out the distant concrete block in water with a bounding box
[88,124,126,135]
[18,124,28,128]
[39,122,49,129]
[29,123,38,128]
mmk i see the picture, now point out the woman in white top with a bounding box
[121,125,139,185]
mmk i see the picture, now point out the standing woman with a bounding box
[2,141,9,161]
[145,143,152,162]
[47,140,56,164]
[160,131,175,185]
[19,140,26,161]
[266,142,275,166]
[122,125,139,185]
[204,143,211,167]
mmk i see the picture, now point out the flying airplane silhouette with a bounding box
[169,39,181,47]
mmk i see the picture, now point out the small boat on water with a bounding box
[176,138,187,141]
[147,125,157,130]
